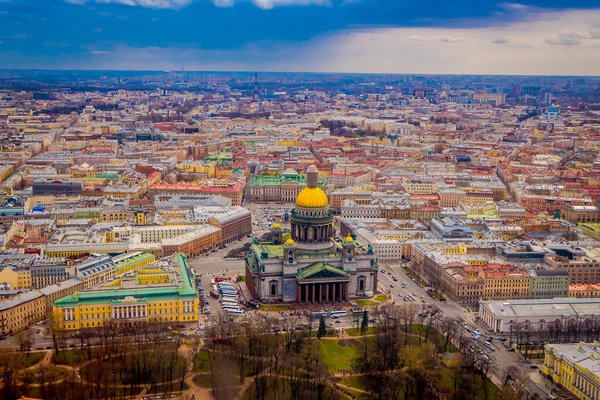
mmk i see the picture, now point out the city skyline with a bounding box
[0,1,600,75]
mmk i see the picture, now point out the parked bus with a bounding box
[227,310,244,316]
[222,295,237,301]
[209,291,219,299]
[222,301,239,307]
[329,311,347,319]
[311,311,328,319]
[215,275,232,283]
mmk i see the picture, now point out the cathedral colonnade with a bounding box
[295,281,349,303]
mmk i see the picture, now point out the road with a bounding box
[379,262,557,400]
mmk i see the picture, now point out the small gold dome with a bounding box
[345,234,354,242]
[272,221,281,229]
[295,187,328,208]
[285,237,295,245]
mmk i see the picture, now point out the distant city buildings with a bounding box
[1,71,600,335]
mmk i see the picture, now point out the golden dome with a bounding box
[272,221,281,229]
[345,234,354,242]
[295,187,328,208]
[285,237,295,245]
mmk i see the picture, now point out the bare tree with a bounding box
[16,328,36,364]
[0,348,24,400]
[438,317,459,352]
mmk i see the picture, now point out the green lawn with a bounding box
[52,348,93,367]
[345,327,378,336]
[24,351,46,367]
[439,367,498,400]
[320,339,357,372]
[192,373,212,388]
[194,351,211,372]
[259,304,290,312]
[355,299,377,307]
[344,375,367,391]
[374,294,388,303]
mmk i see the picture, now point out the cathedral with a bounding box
[245,166,379,303]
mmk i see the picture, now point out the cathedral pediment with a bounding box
[296,261,349,280]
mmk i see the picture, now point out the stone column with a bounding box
[344,283,349,301]
[325,284,329,303]
[305,285,309,304]
[312,284,315,303]
[296,284,301,303]
[332,283,337,302]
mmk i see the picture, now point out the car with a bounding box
[530,365,538,369]
[401,283,406,288]
[390,284,394,288]
[335,320,341,324]
[508,348,515,352]
[392,277,398,282]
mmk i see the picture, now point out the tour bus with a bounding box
[218,283,235,289]
[227,310,244,317]
[329,311,347,319]
[221,296,238,302]
[222,300,239,307]
[223,305,241,311]
[220,290,236,296]
[215,275,232,283]
[311,311,328,319]
[222,294,237,301]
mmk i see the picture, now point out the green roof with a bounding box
[114,253,156,273]
[54,253,197,307]
[251,243,284,258]
[297,262,349,279]
[250,174,307,187]
[85,173,120,179]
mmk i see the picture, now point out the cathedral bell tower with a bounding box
[342,233,355,262]
[271,220,282,244]
[284,237,296,265]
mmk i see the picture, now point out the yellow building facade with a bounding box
[0,292,46,335]
[53,253,199,330]
[0,267,31,289]
[543,342,600,400]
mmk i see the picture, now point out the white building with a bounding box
[479,297,600,333]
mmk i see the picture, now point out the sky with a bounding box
[0,0,600,75]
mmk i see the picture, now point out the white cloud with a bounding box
[212,0,330,9]
[545,31,600,46]
[491,37,511,44]
[92,27,103,33]
[65,0,193,9]
[434,35,466,43]
[67,0,330,9]
[407,35,426,41]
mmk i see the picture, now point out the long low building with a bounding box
[479,297,600,333]
[53,253,199,330]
